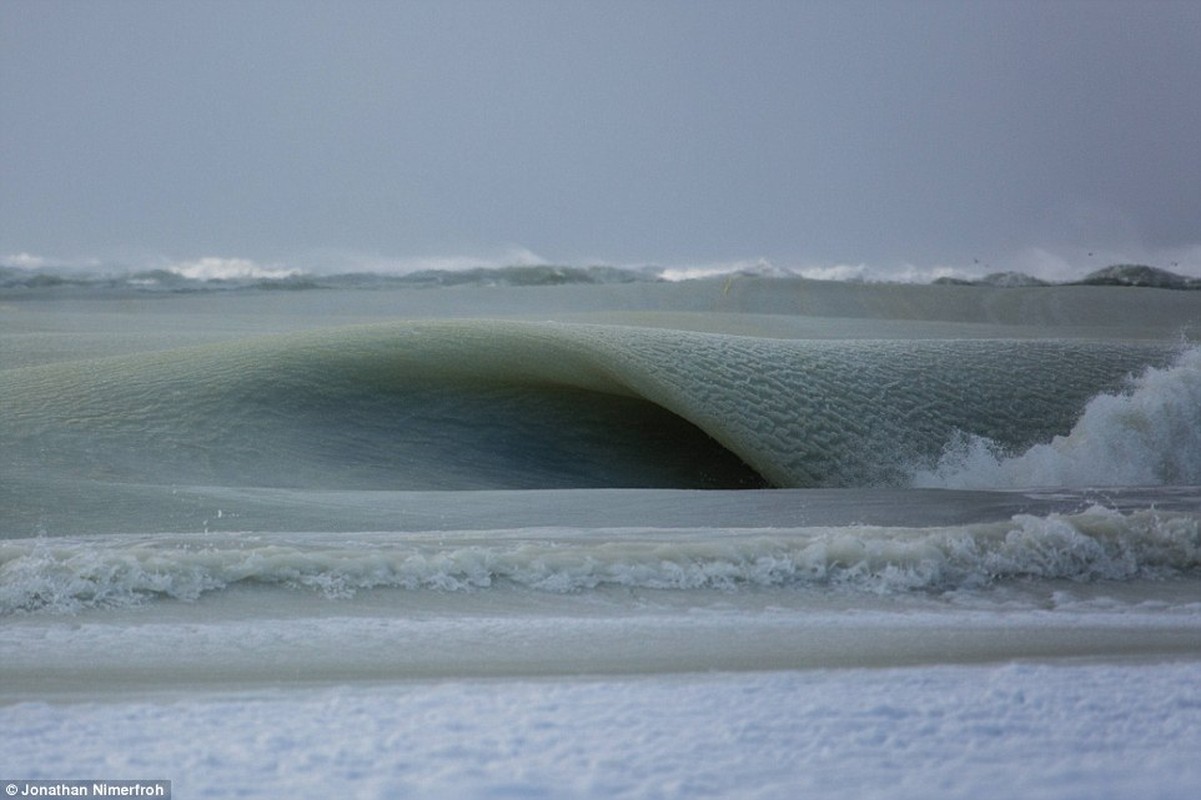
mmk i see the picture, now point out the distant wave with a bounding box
[1074,264,1201,290]
[3,261,1198,293]
[936,265,1201,290]
[0,263,665,293]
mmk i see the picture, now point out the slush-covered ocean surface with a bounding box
[3,265,1200,798]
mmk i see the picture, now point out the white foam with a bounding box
[3,252,49,269]
[654,257,784,281]
[167,257,299,281]
[4,506,1197,614]
[915,346,1201,489]
[294,246,550,275]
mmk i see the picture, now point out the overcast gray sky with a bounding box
[2,0,1199,278]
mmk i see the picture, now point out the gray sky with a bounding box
[3,0,1199,278]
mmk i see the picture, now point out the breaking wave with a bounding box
[914,347,1201,489]
[0,322,1177,495]
[3,506,1198,614]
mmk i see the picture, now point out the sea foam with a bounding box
[3,506,1197,614]
[914,346,1201,489]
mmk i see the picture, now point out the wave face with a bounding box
[0,321,1180,501]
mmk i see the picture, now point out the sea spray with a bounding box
[913,346,1201,489]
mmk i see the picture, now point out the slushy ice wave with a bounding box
[3,317,1199,614]
[2,321,1192,493]
[2,506,1199,613]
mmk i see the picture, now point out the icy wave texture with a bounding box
[0,321,1174,495]
[2,507,1198,613]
